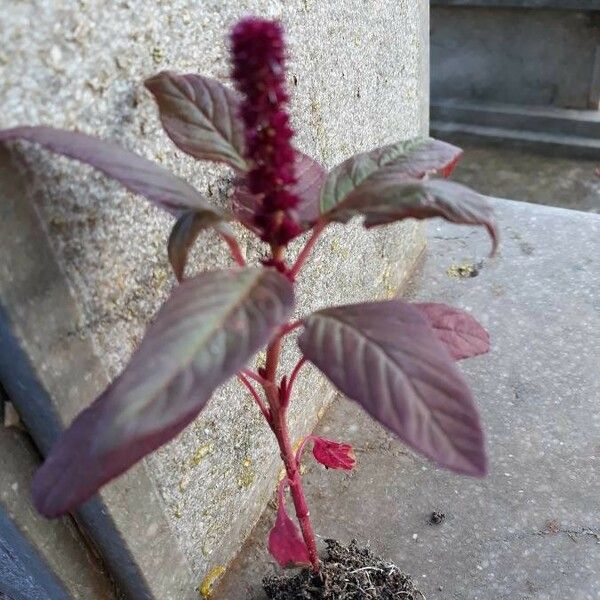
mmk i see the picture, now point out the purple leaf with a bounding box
[414,303,490,361]
[326,176,498,256]
[232,152,326,233]
[267,482,311,568]
[32,268,294,517]
[168,210,234,281]
[312,437,356,470]
[292,153,328,226]
[145,71,247,171]
[320,137,462,214]
[298,300,487,476]
[0,126,213,214]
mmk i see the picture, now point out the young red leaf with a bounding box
[414,303,490,361]
[298,300,487,477]
[0,127,217,215]
[144,71,247,171]
[267,482,311,568]
[320,137,462,215]
[32,268,294,518]
[232,152,326,234]
[167,210,234,281]
[312,437,356,470]
[325,176,498,256]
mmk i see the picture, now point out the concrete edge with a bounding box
[0,146,195,599]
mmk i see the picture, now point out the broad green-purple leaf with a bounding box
[168,210,234,281]
[0,126,212,214]
[232,152,326,232]
[145,71,247,171]
[326,176,498,255]
[32,268,294,517]
[414,303,490,361]
[320,137,462,215]
[298,300,487,476]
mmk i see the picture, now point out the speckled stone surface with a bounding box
[216,199,600,599]
[0,1,428,596]
[0,419,115,600]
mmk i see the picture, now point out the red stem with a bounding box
[289,221,325,279]
[221,233,246,267]
[250,243,320,570]
[283,357,307,408]
[240,368,269,387]
[237,373,271,423]
[278,320,303,337]
[271,402,320,569]
[294,434,316,468]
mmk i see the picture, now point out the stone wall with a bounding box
[432,6,600,110]
[0,1,428,598]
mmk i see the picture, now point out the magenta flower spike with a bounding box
[231,17,302,246]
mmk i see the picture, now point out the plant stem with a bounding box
[237,372,270,423]
[289,221,325,279]
[284,357,306,408]
[271,402,320,570]
[252,242,320,570]
[221,233,246,267]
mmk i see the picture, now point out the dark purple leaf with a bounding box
[267,482,311,568]
[0,126,213,214]
[232,152,326,233]
[414,303,490,361]
[32,268,294,517]
[320,137,462,214]
[145,71,247,171]
[168,210,234,281]
[298,300,487,476]
[312,437,356,470]
[293,153,328,226]
[326,176,498,256]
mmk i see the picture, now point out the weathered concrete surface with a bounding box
[449,144,600,214]
[431,7,600,110]
[0,394,115,600]
[0,1,428,597]
[216,199,600,599]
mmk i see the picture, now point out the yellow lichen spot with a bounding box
[446,263,477,279]
[178,478,188,493]
[237,458,256,489]
[380,263,396,299]
[317,405,327,420]
[330,238,350,259]
[151,46,164,64]
[255,350,267,370]
[173,505,182,519]
[198,566,226,599]
[189,443,215,468]
[292,438,304,455]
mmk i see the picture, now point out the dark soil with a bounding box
[263,539,423,599]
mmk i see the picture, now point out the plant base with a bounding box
[263,539,422,599]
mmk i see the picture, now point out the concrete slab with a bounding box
[0,392,115,600]
[0,2,428,596]
[216,199,600,599]
[447,144,600,214]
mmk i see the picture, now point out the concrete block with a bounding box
[432,6,600,110]
[217,199,600,598]
[0,1,428,597]
[0,392,115,600]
